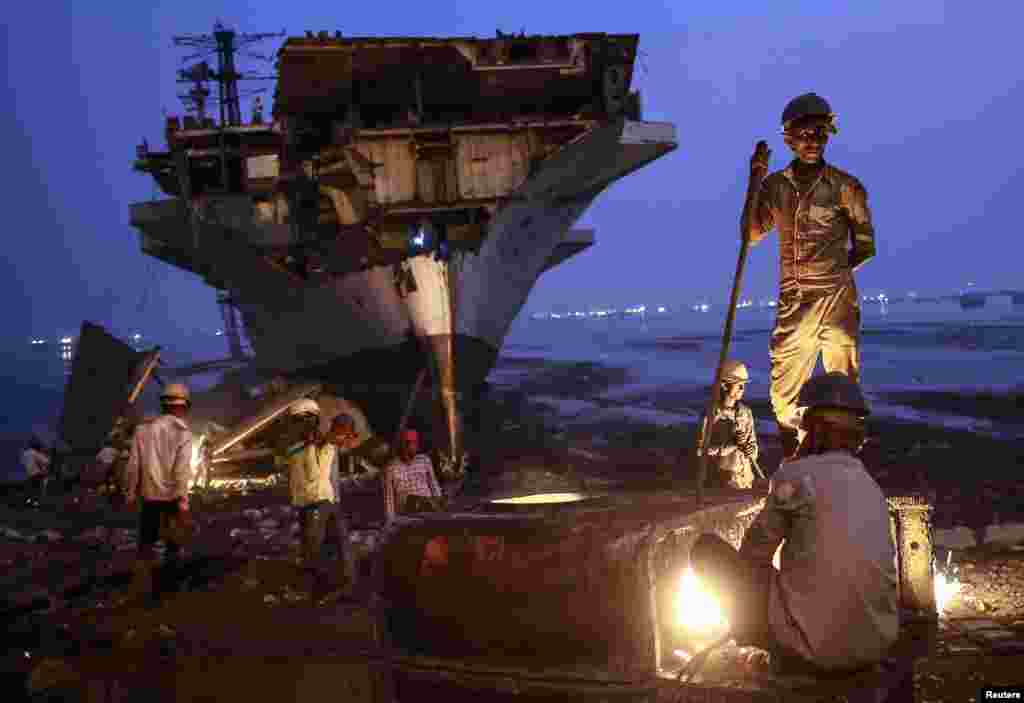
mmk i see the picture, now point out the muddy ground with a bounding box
[2,366,1023,701]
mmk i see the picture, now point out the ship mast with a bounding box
[171,23,283,361]
[173,22,282,131]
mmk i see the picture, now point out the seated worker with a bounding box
[383,429,443,523]
[689,373,898,673]
[694,360,762,489]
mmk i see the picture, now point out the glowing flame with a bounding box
[188,435,208,488]
[934,569,961,615]
[190,435,207,471]
[490,492,586,505]
[674,566,729,637]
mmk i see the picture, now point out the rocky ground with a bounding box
[2,360,1023,700]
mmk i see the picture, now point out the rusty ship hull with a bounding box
[129,31,677,463]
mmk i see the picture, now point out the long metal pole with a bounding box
[695,237,752,505]
[692,141,770,501]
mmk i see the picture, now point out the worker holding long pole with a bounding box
[743,94,877,461]
[692,141,770,505]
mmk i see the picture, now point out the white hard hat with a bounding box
[721,360,749,383]
[161,382,191,406]
[289,398,320,416]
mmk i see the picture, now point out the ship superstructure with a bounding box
[130,26,677,471]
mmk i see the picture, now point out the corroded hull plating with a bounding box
[131,120,677,460]
[235,193,595,457]
[129,32,678,463]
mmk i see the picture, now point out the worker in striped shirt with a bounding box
[383,429,443,522]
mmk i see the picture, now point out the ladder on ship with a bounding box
[217,290,252,360]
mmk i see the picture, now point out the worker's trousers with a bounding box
[770,282,861,436]
[298,501,356,584]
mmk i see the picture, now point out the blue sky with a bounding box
[2,0,1021,345]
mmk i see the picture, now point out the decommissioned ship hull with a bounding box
[130,30,677,469]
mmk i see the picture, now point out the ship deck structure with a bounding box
[129,27,678,470]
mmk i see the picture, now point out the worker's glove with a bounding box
[749,140,771,178]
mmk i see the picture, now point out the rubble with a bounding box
[74,526,109,543]
[39,530,63,543]
[1,526,28,541]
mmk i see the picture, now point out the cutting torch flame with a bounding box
[674,566,729,636]
[934,569,961,615]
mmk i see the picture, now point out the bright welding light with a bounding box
[490,492,586,505]
[189,434,207,480]
[934,567,961,616]
[674,566,729,636]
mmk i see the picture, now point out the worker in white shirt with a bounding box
[123,382,194,604]
[688,373,898,674]
[21,438,51,508]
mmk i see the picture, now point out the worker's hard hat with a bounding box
[289,398,320,416]
[160,383,191,406]
[781,93,838,133]
[721,360,750,383]
[798,373,870,426]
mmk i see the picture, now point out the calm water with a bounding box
[3,301,1021,478]
[502,302,1024,392]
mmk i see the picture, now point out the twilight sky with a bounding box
[2,1,1022,347]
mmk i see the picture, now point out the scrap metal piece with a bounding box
[206,381,322,458]
[59,322,159,454]
[888,494,937,619]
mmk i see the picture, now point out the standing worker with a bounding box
[276,400,361,599]
[123,382,194,604]
[21,438,52,508]
[693,360,761,489]
[324,413,367,596]
[688,373,897,674]
[742,93,876,459]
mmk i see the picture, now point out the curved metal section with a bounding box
[207,381,322,458]
[402,252,464,473]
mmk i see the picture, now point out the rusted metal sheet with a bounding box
[373,493,764,691]
[455,133,531,200]
[888,495,937,619]
[58,322,153,454]
[374,490,928,702]
[361,139,416,205]
[272,34,637,119]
